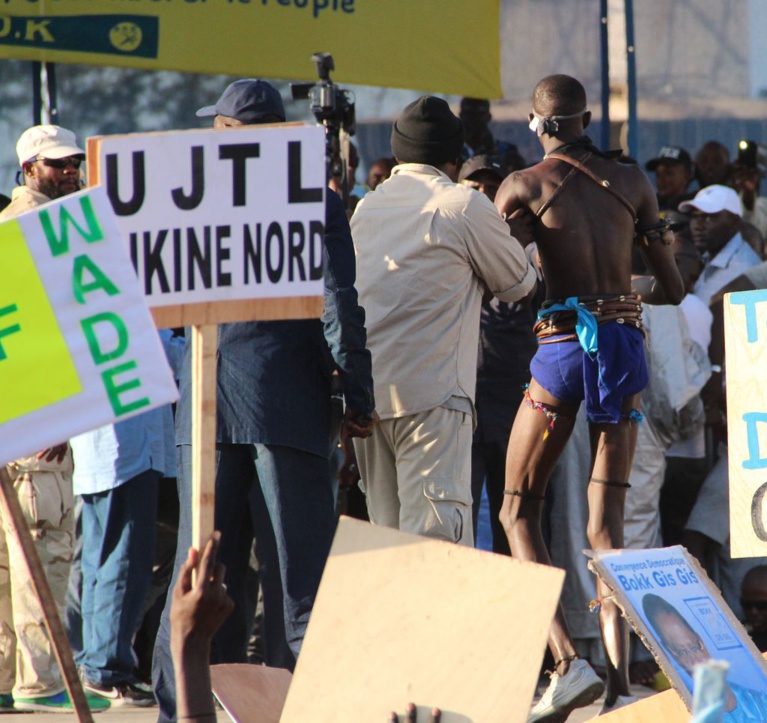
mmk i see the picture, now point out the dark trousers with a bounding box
[152,443,335,722]
[471,437,511,555]
[660,456,709,545]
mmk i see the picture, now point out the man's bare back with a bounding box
[496,143,682,304]
[496,75,684,723]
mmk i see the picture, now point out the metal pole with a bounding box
[44,62,59,124]
[599,0,610,151]
[31,61,42,126]
[625,0,638,159]
[31,62,58,126]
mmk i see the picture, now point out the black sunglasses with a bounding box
[33,156,84,170]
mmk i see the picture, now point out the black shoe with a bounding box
[82,680,156,707]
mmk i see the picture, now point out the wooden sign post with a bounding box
[191,324,218,550]
[88,123,327,548]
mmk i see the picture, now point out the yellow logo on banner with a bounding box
[109,22,143,53]
[0,219,81,423]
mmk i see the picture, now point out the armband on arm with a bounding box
[635,219,673,247]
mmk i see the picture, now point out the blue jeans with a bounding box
[152,443,335,722]
[77,470,159,686]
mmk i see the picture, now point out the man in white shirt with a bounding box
[678,186,762,621]
[350,96,535,545]
[681,185,762,305]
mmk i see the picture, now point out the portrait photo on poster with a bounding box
[590,546,767,718]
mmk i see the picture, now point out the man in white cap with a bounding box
[679,184,762,306]
[0,126,107,713]
[1,124,84,218]
[679,185,761,595]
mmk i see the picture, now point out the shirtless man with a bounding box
[495,75,684,722]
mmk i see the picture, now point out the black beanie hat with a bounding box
[391,96,464,166]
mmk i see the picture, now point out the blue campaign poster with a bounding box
[591,545,767,720]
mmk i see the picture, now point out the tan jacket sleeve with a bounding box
[462,192,536,302]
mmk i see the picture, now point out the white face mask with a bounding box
[528,109,588,136]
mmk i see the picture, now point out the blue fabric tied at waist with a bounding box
[537,297,599,355]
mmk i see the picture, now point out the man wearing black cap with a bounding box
[152,79,376,721]
[458,154,506,202]
[645,145,695,211]
[350,96,535,547]
[196,77,286,127]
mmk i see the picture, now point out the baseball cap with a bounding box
[196,79,286,123]
[16,125,84,165]
[645,145,692,172]
[458,154,506,183]
[678,184,742,216]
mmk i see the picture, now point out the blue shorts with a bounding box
[530,321,648,424]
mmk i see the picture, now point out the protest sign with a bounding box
[725,290,767,558]
[0,1,501,98]
[282,517,565,723]
[590,546,767,715]
[89,123,328,548]
[88,123,326,327]
[0,186,178,467]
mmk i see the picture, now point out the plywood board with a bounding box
[210,664,292,723]
[592,689,686,722]
[725,290,767,557]
[282,517,565,723]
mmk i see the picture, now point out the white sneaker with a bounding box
[599,694,637,715]
[529,659,605,723]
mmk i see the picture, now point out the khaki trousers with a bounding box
[354,406,473,545]
[0,453,74,697]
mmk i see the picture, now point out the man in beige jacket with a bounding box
[0,125,107,713]
[350,97,536,545]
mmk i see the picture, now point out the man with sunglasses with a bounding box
[0,125,109,713]
[1,125,84,218]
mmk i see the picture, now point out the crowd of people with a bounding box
[2,71,767,722]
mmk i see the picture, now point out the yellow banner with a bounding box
[0,1,501,98]
[0,219,81,424]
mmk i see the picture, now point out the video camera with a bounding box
[737,140,767,177]
[291,53,356,207]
